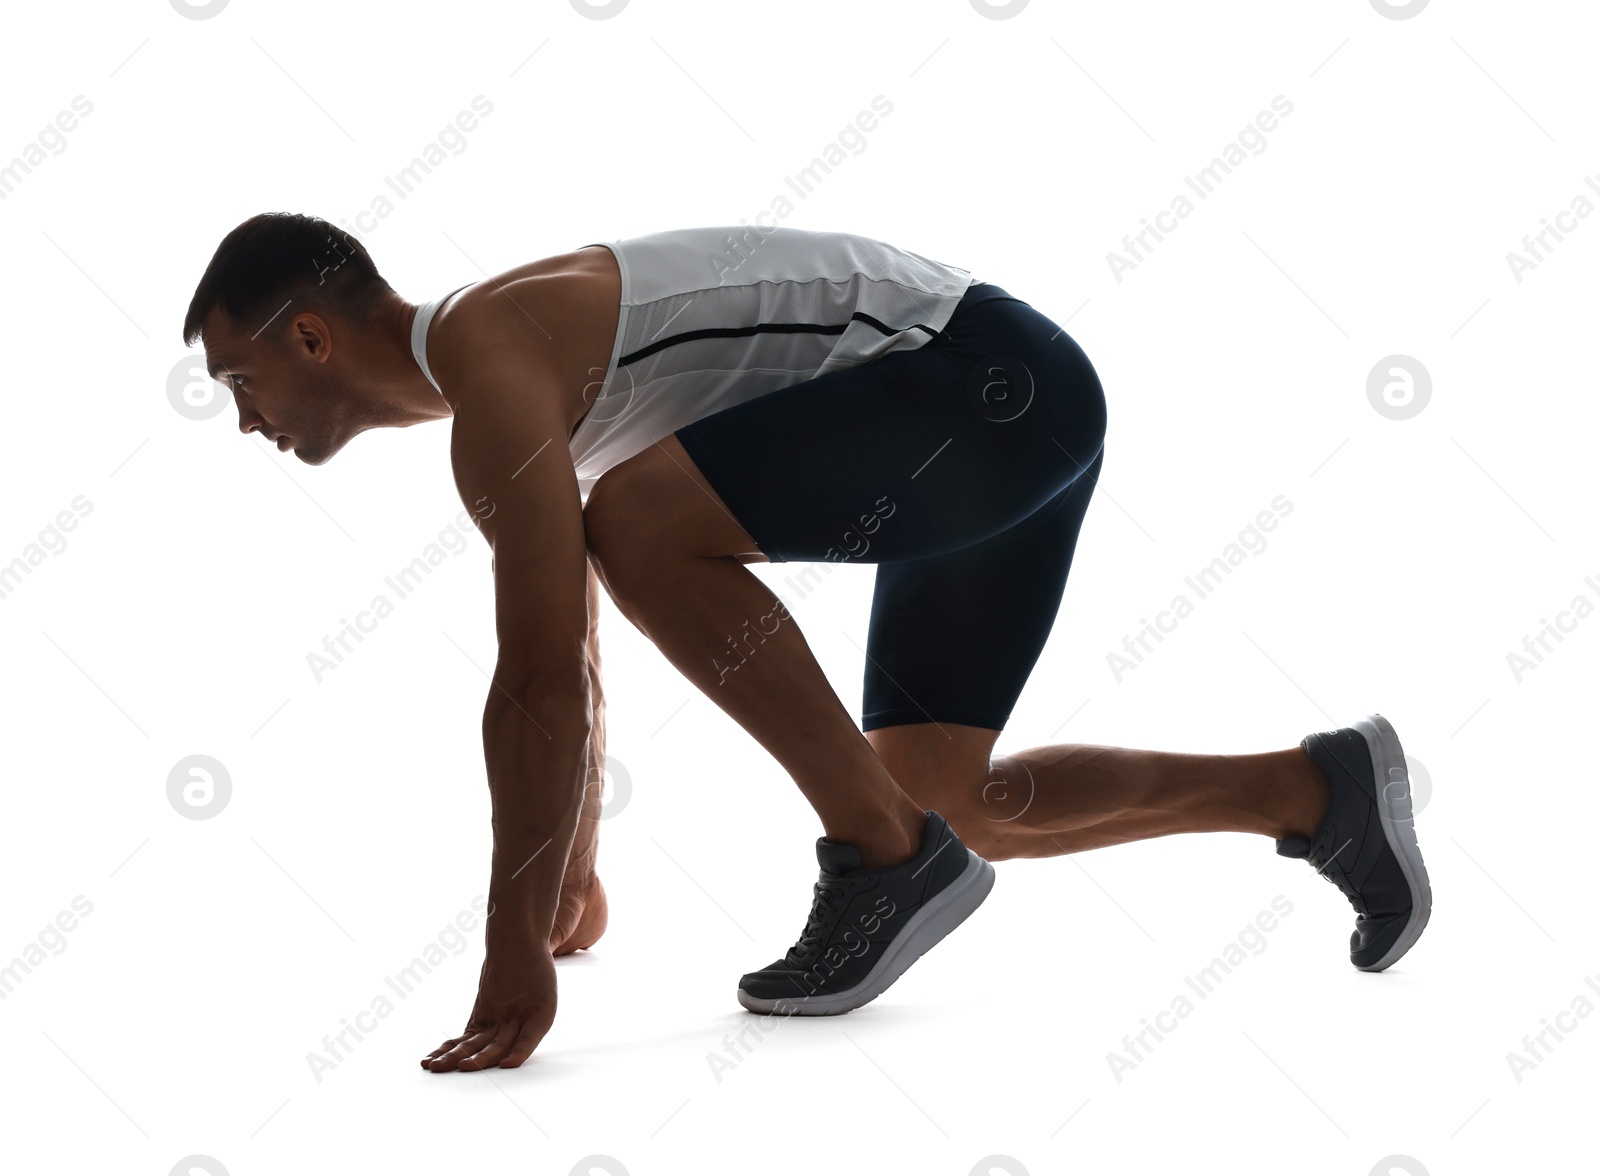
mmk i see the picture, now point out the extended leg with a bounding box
[864,721,1332,861]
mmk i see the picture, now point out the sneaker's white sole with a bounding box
[737,848,996,1016]
[1354,713,1432,972]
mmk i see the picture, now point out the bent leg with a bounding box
[585,283,1113,866]
[584,434,928,869]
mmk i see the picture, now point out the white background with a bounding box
[1,1,1595,1173]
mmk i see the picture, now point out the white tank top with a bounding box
[411,224,976,501]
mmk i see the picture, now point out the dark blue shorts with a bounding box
[673,282,1107,732]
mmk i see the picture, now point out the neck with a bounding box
[365,289,455,424]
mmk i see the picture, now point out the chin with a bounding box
[298,434,355,466]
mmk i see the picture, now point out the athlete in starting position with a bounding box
[183,212,1432,1073]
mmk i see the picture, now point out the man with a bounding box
[184,213,1432,1073]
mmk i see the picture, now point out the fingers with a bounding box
[421,1018,545,1072]
[420,1029,493,1072]
[499,1019,546,1068]
[420,1034,469,1067]
[457,1021,519,1071]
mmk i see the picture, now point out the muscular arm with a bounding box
[471,442,590,951]
[422,308,591,1071]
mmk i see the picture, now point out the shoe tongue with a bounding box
[816,837,862,874]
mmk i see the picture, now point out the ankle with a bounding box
[851,807,926,870]
[1275,748,1331,840]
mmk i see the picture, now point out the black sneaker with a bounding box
[1277,713,1432,972]
[737,810,995,1016]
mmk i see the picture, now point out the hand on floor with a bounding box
[420,940,557,1072]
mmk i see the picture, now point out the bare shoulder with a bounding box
[429,279,563,412]
[425,245,618,434]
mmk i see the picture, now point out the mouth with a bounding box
[275,435,291,451]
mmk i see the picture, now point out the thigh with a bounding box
[671,286,1107,566]
[861,446,1105,733]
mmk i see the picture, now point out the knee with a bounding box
[885,762,1018,861]
[942,805,1020,861]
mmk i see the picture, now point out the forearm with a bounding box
[482,678,592,946]
[566,560,607,881]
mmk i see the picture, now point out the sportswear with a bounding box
[737,810,995,1015]
[1277,714,1432,971]
[674,281,1107,731]
[409,224,977,502]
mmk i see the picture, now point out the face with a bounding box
[203,305,364,466]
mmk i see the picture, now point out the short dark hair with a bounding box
[182,212,393,348]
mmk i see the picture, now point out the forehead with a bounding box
[202,299,315,376]
[201,308,251,379]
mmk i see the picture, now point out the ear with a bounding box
[292,311,334,363]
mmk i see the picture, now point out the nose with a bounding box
[236,402,267,437]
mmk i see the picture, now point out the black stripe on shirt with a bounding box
[617,311,941,368]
